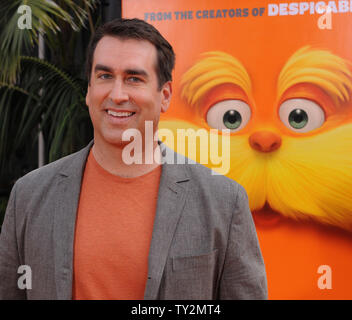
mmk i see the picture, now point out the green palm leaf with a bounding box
[0,55,92,171]
[0,0,97,224]
[0,0,97,83]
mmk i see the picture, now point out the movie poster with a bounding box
[122,0,352,299]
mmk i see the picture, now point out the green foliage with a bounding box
[0,0,97,83]
[0,1,98,221]
[0,56,92,171]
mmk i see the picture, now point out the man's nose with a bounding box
[108,80,129,104]
[248,131,282,153]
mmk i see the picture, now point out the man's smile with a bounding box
[106,110,136,118]
[104,108,137,124]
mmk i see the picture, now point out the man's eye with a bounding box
[98,74,112,80]
[127,77,142,83]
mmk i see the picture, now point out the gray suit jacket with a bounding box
[0,141,267,300]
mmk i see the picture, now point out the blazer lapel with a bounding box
[144,144,190,299]
[53,142,93,299]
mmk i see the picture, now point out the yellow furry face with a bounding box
[159,120,352,231]
[159,46,352,231]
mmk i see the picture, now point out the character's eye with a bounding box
[279,98,325,133]
[206,100,251,132]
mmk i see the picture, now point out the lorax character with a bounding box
[159,46,352,299]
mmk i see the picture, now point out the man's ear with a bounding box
[161,81,172,113]
[86,85,91,107]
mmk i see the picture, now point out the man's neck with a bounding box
[92,138,161,178]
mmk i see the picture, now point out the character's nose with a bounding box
[249,131,282,153]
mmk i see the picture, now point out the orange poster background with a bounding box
[122,0,352,299]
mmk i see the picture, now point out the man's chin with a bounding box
[106,137,132,148]
[96,132,132,149]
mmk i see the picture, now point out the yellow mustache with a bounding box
[159,120,352,232]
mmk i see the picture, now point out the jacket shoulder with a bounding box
[184,161,239,187]
[183,161,242,197]
[15,144,90,190]
[161,143,242,198]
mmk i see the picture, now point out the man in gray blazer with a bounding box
[0,18,267,300]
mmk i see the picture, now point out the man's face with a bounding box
[86,36,172,148]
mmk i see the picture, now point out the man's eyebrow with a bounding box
[93,65,149,78]
[94,64,113,73]
[125,69,149,78]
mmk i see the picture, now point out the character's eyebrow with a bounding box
[278,46,352,105]
[181,51,252,108]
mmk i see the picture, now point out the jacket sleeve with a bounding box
[218,184,268,299]
[0,183,26,299]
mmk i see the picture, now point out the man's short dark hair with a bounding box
[86,18,175,90]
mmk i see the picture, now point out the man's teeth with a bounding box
[107,110,134,117]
